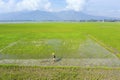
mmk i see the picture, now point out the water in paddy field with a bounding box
[0,38,116,59]
[0,38,120,67]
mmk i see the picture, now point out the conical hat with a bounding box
[52,52,55,55]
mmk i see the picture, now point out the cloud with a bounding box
[0,0,17,12]
[65,0,87,11]
[0,0,52,13]
[0,0,88,13]
[16,0,52,11]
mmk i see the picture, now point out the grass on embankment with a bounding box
[0,65,120,80]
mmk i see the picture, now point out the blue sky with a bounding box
[0,0,120,17]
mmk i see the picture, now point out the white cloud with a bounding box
[0,0,15,12]
[66,0,86,11]
[16,0,52,11]
[0,0,88,13]
[0,0,52,13]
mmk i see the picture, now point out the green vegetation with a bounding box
[0,66,120,80]
[0,22,120,79]
[0,22,120,59]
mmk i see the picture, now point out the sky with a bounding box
[0,0,120,17]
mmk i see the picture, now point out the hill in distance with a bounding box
[0,10,113,21]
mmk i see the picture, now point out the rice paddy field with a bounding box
[0,22,120,79]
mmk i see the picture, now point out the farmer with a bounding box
[52,52,56,63]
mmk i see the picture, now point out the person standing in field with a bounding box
[52,52,56,63]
